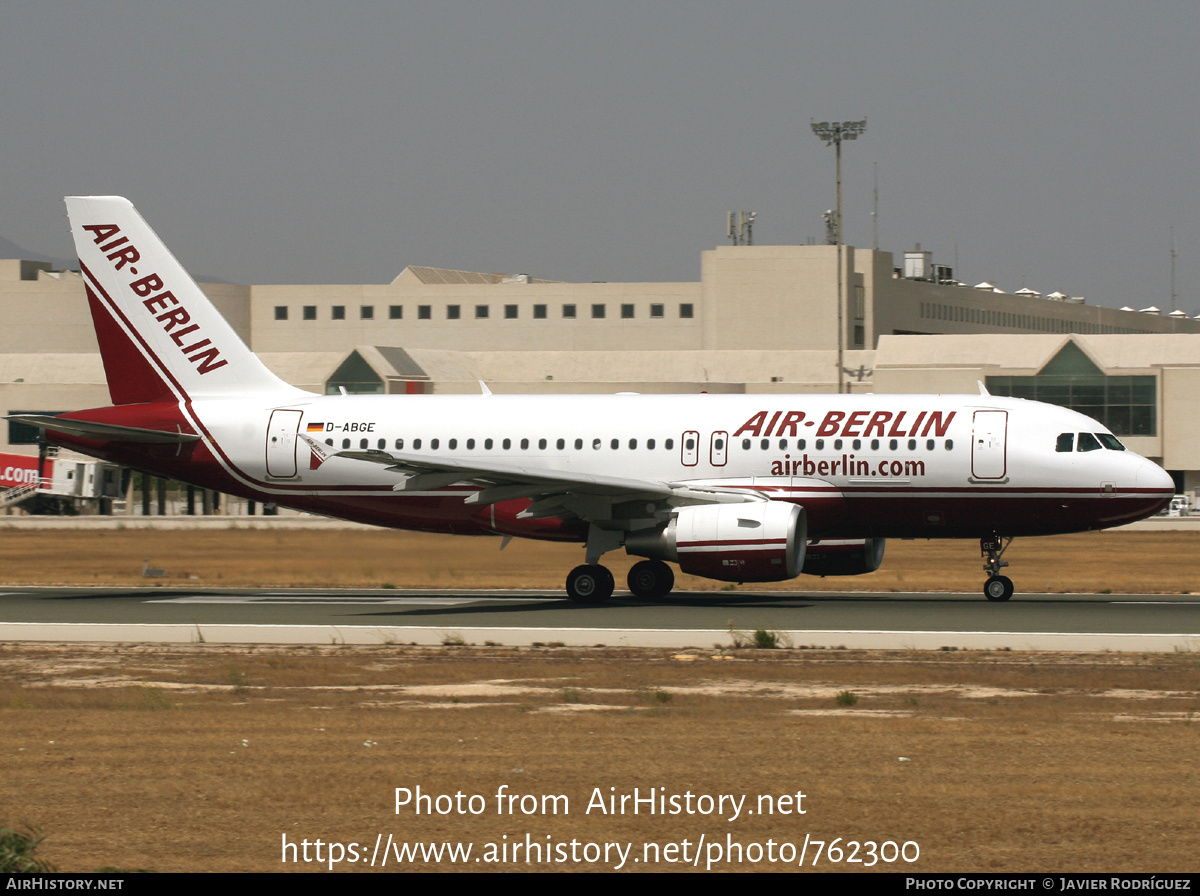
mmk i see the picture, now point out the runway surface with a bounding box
[1,586,1198,651]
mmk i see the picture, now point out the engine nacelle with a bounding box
[800,538,886,577]
[626,501,806,583]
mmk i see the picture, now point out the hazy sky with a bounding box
[4,1,1199,311]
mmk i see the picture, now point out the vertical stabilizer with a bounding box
[65,196,304,404]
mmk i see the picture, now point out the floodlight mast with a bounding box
[811,118,866,394]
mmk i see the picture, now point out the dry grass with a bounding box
[0,527,1196,593]
[0,643,1198,872]
[1,530,1197,872]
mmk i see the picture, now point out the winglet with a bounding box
[978,380,990,396]
[478,380,492,396]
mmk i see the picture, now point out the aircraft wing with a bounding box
[304,435,763,522]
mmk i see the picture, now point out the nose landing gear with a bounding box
[981,535,1014,601]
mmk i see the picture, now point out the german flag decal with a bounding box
[306,422,324,433]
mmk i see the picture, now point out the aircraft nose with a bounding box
[1136,459,1175,492]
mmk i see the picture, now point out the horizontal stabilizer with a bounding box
[5,414,201,444]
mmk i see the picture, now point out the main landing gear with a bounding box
[564,559,676,603]
[981,535,1015,602]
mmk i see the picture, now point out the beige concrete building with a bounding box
[5,244,1200,499]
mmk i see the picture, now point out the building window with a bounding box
[332,306,345,320]
[621,304,634,319]
[418,305,431,320]
[447,305,460,320]
[475,305,489,319]
[650,304,664,318]
[680,303,694,319]
[303,306,317,320]
[389,305,403,320]
[505,305,518,319]
[592,304,606,319]
[986,342,1157,436]
[533,304,547,319]
[562,304,576,319]
[274,306,288,321]
[361,306,374,320]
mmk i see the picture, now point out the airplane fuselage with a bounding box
[51,391,1171,541]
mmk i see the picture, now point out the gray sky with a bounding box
[3,1,1199,311]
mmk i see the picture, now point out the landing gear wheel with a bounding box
[566,564,614,603]
[627,560,675,599]
[984,575,1014,602]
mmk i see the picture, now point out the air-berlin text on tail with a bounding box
[733,409,956,439]
[81,223,228,375]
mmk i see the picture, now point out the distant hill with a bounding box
[0,236,75,270]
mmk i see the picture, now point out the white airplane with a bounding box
[10,197,1175,602]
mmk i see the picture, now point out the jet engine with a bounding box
[800,538,886,577]
[626,501,806,583]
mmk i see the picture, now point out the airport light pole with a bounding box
[811,118,866,394]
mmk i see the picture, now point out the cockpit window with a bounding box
[1076,432,1102,452]
[1056,433,1074,453]
[1096,433,1126,451]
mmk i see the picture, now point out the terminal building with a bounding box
[4,241,1200,507]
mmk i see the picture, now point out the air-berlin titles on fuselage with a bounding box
[733,409,956,440]
[81,223,227,375]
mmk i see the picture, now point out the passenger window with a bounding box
[761,439,769,450]
[449,439,457,449]
[395,439,404,450]
[1077,432,1102,452]
[907,439,916,450]
[520,438,529,450]
[1056,433,1074,453]
[325,439,333,447]
[378,439,385,449]
[815,439,824,450]
[593,438,601,450]
[945,440,953,450]
[575,439,583,450]
[342,439,350,449]
[871,439,880,450]
[430,439,439,450]
[467,438,475,449]
[629,439,637,449]
[647,439,655,449]
[360,439,368,449]
[742,439,751,450]
[484,438,493,449]
[538,439,546,449]
[926,439,935,450]
[852,439,861,450]
[611,439,619,449]
[798,439,806,450]
[665,439,674,450]
[889,439,898,450]
[503,438,511,450]
[556,439,564,450]
[413,439,422,450]
[833,439,843,450]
